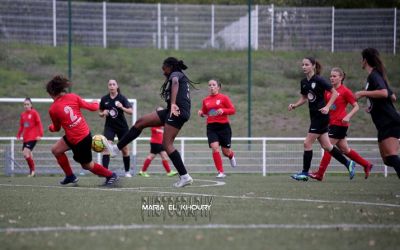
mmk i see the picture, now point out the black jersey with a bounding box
[365,69,400,130]
[165,71,191,112]
[300,75,332,117]
[100,93,131,131]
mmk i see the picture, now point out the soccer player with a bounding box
[99,79,133,177]
[355,48,400,179]
[16,98,44,177]
[309,67,373,181]
[139,109,177,177]
[104,57,195,187]
[198,79,237,178]
[46,75,118,185]
[288,57,356,181]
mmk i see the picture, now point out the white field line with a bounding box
[0,181,399,208]
[1,223,400,233]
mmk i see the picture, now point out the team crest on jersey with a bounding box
[311,82,316,89]
[109,107,118,118]
[216,100,221,105]
[307,91,316,102]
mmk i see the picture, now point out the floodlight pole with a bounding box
[247,0,252,138]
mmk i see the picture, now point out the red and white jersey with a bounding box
[201,93,235,124]
[150,126,163,144]
[17,109,44,142]
[48,93,99,145]
[324,84,356,127]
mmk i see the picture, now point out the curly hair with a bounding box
[46,75,71,97]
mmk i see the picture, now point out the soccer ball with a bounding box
[91,135,106,153]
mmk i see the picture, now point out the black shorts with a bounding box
[308,114,329,134]
[207,123,232,148]
[150,143,164,154]
[103,126,129,141]
[328,125,348,139]
[377,124,400,142]
[63,133,92,164]
[22,140,37,151]
[157,108,190,130]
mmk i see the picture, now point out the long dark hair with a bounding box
[46,75,71,97]
[362,47,389,83]
[160,57,197,100]
[304,57,322,75]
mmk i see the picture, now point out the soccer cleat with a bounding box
[347,160,356,180]
[28,171,35,177]
[104,173,119,186]
[229,156,237,168]
[364,164,373,179]
[60,174,79,185]
[308,172,323,181]
[138,171,150,177]
[125,172,132,178]
[173,175,193,188]
[290,172,309,181]
[101,138,119,158]
[216,172,226,178]
[166,170,178,177]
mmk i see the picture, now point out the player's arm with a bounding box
[343,101,359,123]
[355,89,388,99]
[288,95,307,111]
[219,96,235,115]
[320,88,338,114]
[35,111,44,138]
[48,111,61,132]
[115,100,133,115]
[198,99,207,117]
[170,76,180,117]
[78,96,99,111]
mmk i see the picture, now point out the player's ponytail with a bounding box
[305,57,322,75]
[362,47,389,84]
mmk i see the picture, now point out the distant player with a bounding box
[99,79,133,177]
[355,48,400,178]
[288,57,356,181]
[198,80,237,178]
[309,67,373,181]
[139,109,177,177]
[103,57,195,187]
[46,75,118,185]
[16,97,44,177]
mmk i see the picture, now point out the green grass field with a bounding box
[0,173,399,250]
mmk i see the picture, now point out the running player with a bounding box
[288,57,356,181]
[103,57,195,187]
[198,79,237,178]
[16,98,44,177]
[46,75,118,185]
[355,48,400,178]
[139,108,177,177]
[309,67,373,181]
[99,79,133,177]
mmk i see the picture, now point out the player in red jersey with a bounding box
[309,67,373,181]
[16,98,44,177]
[46,75,118,186]
[138,107,177,177]
[198,80,237,178]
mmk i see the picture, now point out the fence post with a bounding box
[211,4,215,48]
[262,139,266,176]
[157,3,161,49]
[174,17,179,50]
[394,7,397,55]
[164,16,168,49]
[254,5,259,50]
[53,0,57,47]
[11,138,14,172]
[270,4,274,51]
[331,6,335,53]
[103,1,107,48]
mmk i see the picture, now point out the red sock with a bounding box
[346,149,371,168]
[56,153,73,176]
[142,158,152,172]
[212,151,224,173]
[26,157,35,172]
[228,151,234,159]
[90,163,113,177]
[162,160,171,173]
[318,150,332,175]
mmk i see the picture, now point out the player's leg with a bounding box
[210,141,225,178]
[379,137,400,178]
[139,152,156,177]
[309,138,338,181]
[160,151,177,176]
[22,142,36,177]
[338,139,373,179]
[102,127,115,169]
[220,124,236,168]
[291,132,319,181]
[51,137,77,184]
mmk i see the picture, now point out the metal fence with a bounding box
[0,0,398,53]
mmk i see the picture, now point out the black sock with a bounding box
[303,150,313,173]
[102,155,110,169]
[117,126,142,149]
[168,150,187,176]
[384,155,400,178]
[123,156,130,172]
[329,146,349,167]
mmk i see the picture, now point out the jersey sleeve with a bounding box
[318,76,333,91]
[34,110,44,137]
[369,72,387,90]
[300,80,307,96]
[344,87,356,105]
[16,114,24,138]
[121,95,132,108]
[201,98,208,114]
[169,71,182,82]
[99,96,106,111]
[48,109,61,132]
[77,94,99,111]
[221,95,236,115]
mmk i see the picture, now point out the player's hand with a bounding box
[171,104,180,117]
[115,101,122,108]
[215,109,224,115]
[16,136,21,140]
[103,110,110,116]
[342,116,350,123]
[198,110,204,117]
[319,106,329,114]
[288,104,296,111]
[354,91,363,100]
[48,124,55,132]
[36,136,41,141]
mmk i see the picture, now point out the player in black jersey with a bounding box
[99,79,133,177]
[355,48,400,178]
[103,57,195,187]
[288,57,356,181]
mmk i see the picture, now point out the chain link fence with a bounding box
[0,0,399,52]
